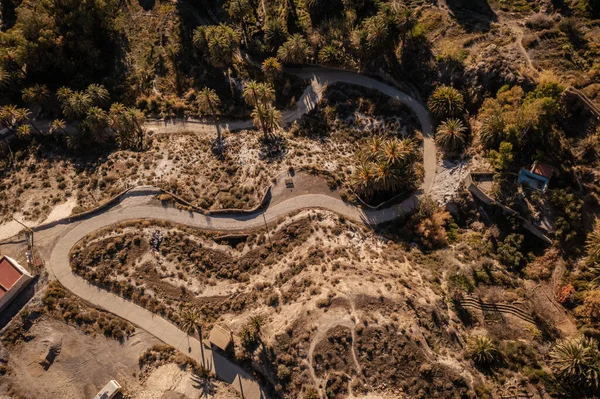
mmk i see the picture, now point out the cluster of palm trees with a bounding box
[0,105,41,140]
[196,80,282,151]
[55,84,146,150]
[244,80,282,141]
[428,85,468,154]
[350,136,418,200]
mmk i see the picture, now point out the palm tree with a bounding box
[0,105,40,136]
[262,57,283,83]
[373,160,403,192]
[180,307,204,353]
[0,68,9,89]
[277,34,310,65]
[50,119,68,135]
[351,160,376,198]
[197,88,223,147]
[478,99,505,149]
[82,106,109,143]
[364,15,390,54]
[243,81,275,107]
[479,114,505,149]
[0,105,26,130]
[265,18,288,51]
[16,124,31,140]
[428,86,465,120]
[398,7,417,53]
[252,103,282,141]
[22,84,49,106]
[110,104,147,151]
[351,28,370,60]
[194,24,240,69]
[380,138,407,166]
[436,118,467,153]
[56,87,74,103]
[318,45,341,66]
[366,136,383,160]
[86,84,110,105]
[467,335,498,366]
[550,336,600,390]
[226,0,252,45]
[587,219,600,263]
[60,91,93,120]
[14,107,42,135]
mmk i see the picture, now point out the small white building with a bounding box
[93,380,122,399]
[0,255,33,312]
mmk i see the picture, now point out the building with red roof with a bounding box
[0,255,33,311]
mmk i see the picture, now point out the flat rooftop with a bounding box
[0,257,25,299]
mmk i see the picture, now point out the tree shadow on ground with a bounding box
[138,0,155,11]
[191,373,216,398]
[446,0,498,33]
[259,135,288,162]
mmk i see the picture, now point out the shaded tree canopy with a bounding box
[0,0,122,91]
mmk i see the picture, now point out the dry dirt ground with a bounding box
[0,317,238,399]
[0,83,419,234]
[65,209,569,398]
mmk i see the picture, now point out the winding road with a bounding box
[8,66,436,399]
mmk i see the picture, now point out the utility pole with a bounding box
[13,217,34,264]
[262,213,272,249]
[12,217,33,249]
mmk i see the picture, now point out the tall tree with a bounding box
[262,58,283,84]
[109,103,146,151]
[587,220,600,263]
[193,24,241,69]
[435,118,467,153]
[428,86,465,120]
[50,119,68,136]
[243,81,275,107]
[180,307,204,353]
[86,84,110,106]
[0,105,41,135]
[226,0,253,46]
[251,103,282,141]
[277,34,310,64]
[197,88,223,147]
[264,18,288,51]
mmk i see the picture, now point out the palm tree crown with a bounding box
[277,34,310,65]
[467,335,498,366]
[243,81,275,107]
[180,307,203,338]
[252,103,282,140]
[436,118,467,152]
[428,86,465,119]
[550,336,600,390]
[587,219,600,263]
[262,58,283,83]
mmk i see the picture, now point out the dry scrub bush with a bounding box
[412,196,451,249]
[526,13,555,30]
